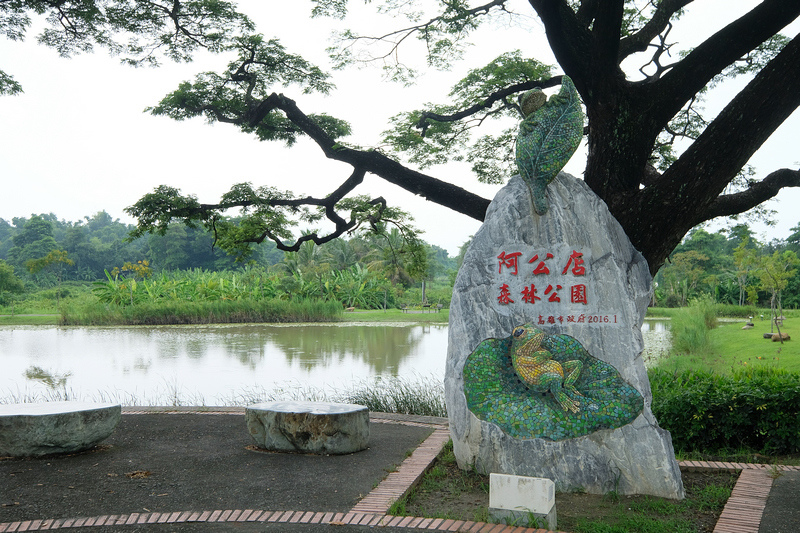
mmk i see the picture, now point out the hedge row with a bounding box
[649,368,800,455]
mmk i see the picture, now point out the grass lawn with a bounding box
[0,314,60,326]
[653,316,800,374]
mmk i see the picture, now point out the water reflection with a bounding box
[2,321,667,403]
[268,324,430,373]
[1,323,448,403]
[641,319,671,367]
[641,319,670,332]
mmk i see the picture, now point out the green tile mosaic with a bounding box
[515,75,583,216]
[463,323,643,440]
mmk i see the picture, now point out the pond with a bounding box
[0,320,670,405]
[0,323,448,405]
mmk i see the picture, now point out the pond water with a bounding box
[0,320,670,405]
[0,323,448,405]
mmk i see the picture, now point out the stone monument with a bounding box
[445,76,684,499]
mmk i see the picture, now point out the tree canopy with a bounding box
[0,0,252,95]
[5,1,800,275]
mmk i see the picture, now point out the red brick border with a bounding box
[679,461,799,533]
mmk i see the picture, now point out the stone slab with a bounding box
[489,473,554,513]
[446,173,684,498]
[0,401,121,457]
[246,401,369,455]
[489,475,557,530]
[489,507,557,530]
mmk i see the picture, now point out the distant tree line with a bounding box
[0,211,459,308]
[656,222,800,310]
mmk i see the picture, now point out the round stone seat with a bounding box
[0,401,121,457]
[245,401,369,455]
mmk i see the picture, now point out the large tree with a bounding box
[6,2,800,275]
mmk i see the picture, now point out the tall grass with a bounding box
[342,376,447,417]
[224,376,447,417]
[60,298,343,325]
[713,303,758,319]
[669,296,718,355]
[4,375,448,418]
[90,266,395,311]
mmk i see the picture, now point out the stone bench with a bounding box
[245,401,369,455]
[0,401,121,457]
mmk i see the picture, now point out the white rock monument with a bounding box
[446,173,684,499]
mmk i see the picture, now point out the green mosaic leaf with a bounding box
[463,325,643,440]
[515,75,584,215]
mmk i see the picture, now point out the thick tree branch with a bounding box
[706,169,800,220]
[239,195,389,253]
[527,0,594,92]
[618,0,693,60]
[650,0,800,125]
[655,32,800,208]
[133,168,386,252]
[590,0,624,73]
[615,32,800,274]
[247,93,492,221]
[574,0,599,28]
[415,76,563,131]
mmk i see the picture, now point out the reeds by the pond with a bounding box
[224,376,447,417]
[3,376,448,418]
[342,376,447,417]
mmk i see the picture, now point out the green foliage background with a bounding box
[0,211,459,317]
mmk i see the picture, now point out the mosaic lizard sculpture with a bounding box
[510,324,583,413]
[515,75,584,216]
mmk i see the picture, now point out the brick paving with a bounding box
[2,409,798,532]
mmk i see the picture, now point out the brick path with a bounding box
[2,408,797,532]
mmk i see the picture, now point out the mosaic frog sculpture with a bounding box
[515,75,584,216]
[510,324,583,413]
[462,324,644,440]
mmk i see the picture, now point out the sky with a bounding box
[1,1,799,257]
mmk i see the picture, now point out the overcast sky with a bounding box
[1,1,798,256]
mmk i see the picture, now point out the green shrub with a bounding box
[650,367,800,455]
[399,286,451,308]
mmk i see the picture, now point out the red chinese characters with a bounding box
[570,284,588,305]
[529,253,554,275]
[496,249,589,306]
[544,284,562,302]
[561,250,586,276]
[520,284,541,304]
[498,283,515,305]
[531,313,617,324]
[497,251,522,275]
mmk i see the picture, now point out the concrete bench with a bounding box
[0,401,121,457]
[245,401,369,455]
